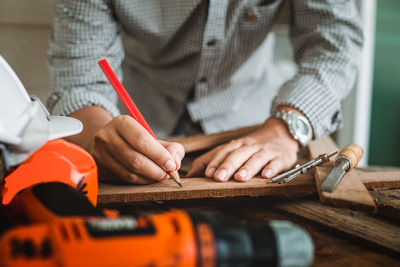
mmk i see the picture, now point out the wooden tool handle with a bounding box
[338,144,363,169]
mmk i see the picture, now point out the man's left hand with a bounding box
[186,118,300,182]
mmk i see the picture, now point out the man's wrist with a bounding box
[259,118,300,149]
[272,106,313,147]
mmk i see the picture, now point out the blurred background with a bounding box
[0,0,399,167]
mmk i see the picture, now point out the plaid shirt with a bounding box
[47,0,363,138]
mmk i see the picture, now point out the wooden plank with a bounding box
[359,171,400,189]
[97,170,400,204]
[266,199,400,254]
[98,175,316,203]
[98,136,400,204]
[315,167,376,211]
[308,137,376,211]
[370,189,400,221]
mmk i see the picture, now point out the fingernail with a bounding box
[215,169,227,181]
[265,169,273,178]
[236,169,247,179]
[164,160,176,172]
[205,167,216,177]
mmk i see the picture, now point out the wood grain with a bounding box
[315,166,376,211]
[267,199,400,254]
[97,170,400,204]
[359,171,400,189]
[370,189,400,221]
[98,175,316,203]
[308,137,376,211]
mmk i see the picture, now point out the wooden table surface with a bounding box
[99,189,400,267]
[98,130,400,266]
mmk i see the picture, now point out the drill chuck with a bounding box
[269,221,314,267]
[191,213,313,267]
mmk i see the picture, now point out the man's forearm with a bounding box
[65,106,113,151]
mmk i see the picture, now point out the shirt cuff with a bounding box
[271,75,342,139]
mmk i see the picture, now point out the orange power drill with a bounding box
[0,180,314,267]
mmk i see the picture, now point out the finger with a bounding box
[116,116,177,173]
[204,141,243,178]
[234,151,275,182]
[186,149,218,177]
[160,141,185,169]
[106,136,169,182]
[213,145,260,182]
[261,157,284,179]
[94,148,156,184]
[262,152,297,179]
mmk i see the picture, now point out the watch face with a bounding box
[275,110,312,146]
[291,116,311,141]
[294,118,308,135]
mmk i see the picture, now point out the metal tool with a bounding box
[269,149,339,184]
[320,144,363,192]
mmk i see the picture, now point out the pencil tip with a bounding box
[169,170,182,187]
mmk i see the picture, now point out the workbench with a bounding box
[98,127,400,266]
[99,189,400,266]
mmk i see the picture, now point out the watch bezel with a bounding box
[274,110,312,147]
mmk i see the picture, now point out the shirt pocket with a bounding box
[234,0,282,57]
[240,0,283,31]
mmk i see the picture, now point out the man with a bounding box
[47,0,363,184]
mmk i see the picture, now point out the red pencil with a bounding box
[98,59,182,187]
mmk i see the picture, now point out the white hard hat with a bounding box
[0,55,82,167]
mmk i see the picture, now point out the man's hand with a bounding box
[67,106,184,184]
[186,118,299,182]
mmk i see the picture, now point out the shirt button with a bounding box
[206,39,218,46]
[246,10,258,22]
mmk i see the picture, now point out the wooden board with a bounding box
[308,137,376,211]
[98,170,400,204]
[99,134,400,204]
[370,189,400,221]
[360,171,400,190]
[98,175,315,203]
[315,166,376,211]
[266,198,400,254]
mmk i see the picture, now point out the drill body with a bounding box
[0,182,281,267]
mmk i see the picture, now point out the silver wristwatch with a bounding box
[274,110,313,147]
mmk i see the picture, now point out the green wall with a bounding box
[369,0,400,166]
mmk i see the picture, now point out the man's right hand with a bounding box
[66,106,184,184]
